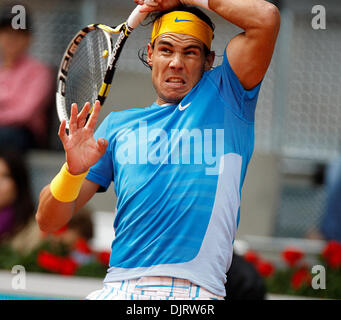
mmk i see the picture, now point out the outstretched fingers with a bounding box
[68,103,79,134]
[67,101,94,135]
[58,119,68,146]
[86,100,101,132]
[77,102,91,128]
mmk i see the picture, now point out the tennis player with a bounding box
[36,0,280,300]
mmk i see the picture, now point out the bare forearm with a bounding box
[183,0,280,31]
[36,178,99,233]
[35,185,75,233]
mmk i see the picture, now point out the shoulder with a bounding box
[204,49,232,82]
[206,49,262,99]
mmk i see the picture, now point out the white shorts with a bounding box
[86,276,224,300]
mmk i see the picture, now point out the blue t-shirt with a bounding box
[86,49,262,296]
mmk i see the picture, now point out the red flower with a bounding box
[37,251,78,276]
[282,247,304,267]
[328,251,341,268]
[97,251,111,266]
[322,241,341,269]
[74,237,92,254]
[37,251,62,273]
[257,260,275,278]
[243,250,275,277]
[59,257,78,275]
[291,267,311,290]
[322,241,341,258]
[243,250,260,266]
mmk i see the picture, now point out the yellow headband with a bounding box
[151,11,213,50]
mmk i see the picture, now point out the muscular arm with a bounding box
[209,0,280,89]
[139,0,280,88]
[180,0,280,89]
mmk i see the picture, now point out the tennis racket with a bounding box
[56,2,156,128]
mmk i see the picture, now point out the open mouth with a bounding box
[166,77,186,85]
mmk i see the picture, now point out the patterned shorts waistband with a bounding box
[106,276,223,300]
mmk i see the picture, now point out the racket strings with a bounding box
[64,29,111,117]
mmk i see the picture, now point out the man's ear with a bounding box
[204,51,215,71]
[147,42,153,68]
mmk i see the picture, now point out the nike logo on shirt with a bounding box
[179,102,191,111]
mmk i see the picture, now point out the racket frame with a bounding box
[56,24,114,127]
[56,5,149,128]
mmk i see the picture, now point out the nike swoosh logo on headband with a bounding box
[179,102,191,111]
[175,18,193,23]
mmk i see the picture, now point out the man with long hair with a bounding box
[36,0,280,300]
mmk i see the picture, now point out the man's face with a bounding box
[147,33,214,105]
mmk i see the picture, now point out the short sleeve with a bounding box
[86,114,114,192]
[207,46,262,122]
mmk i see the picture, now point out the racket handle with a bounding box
[127,1,158,29]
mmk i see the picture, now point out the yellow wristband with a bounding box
[50,163,89,202]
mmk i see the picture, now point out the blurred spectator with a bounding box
[11,204,95,259]
[35,207,111,276]
[0,149,35,243]
[54,206,94,248]
[0,4,53,152]
[46,206,96,265]
[319,158,341,242]
[306,159,341,242]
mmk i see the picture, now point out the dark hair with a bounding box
[0,149,35,239]
[0,3,33,33]
[68,207,94,241]
[138,5,215,69]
